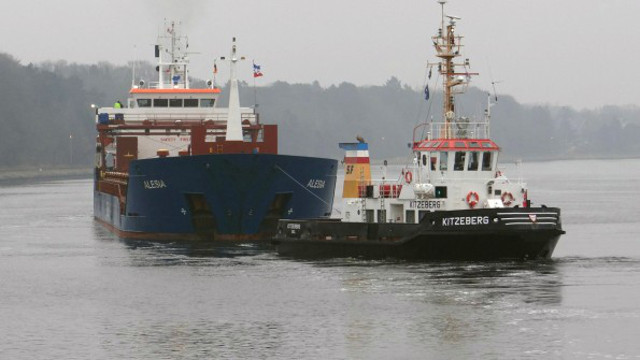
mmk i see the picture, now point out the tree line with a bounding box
[0,53,638,169]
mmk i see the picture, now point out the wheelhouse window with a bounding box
[200,98,215,107]
[169,99,183,107]
[137,99,151,107]
[430,156,437,171]
[153,99,168,107]
[468,151,479,171]
[482,152,493,171]
[422,154,427,167]
[454,151,466,171]
[439,152,448,171]
[184,99,198,107]
[435,186,447,198]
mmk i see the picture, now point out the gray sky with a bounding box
[2,0,639,110]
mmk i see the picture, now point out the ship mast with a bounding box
[155,21,190,89]
[220,38,245,142]
[430,0,477,139]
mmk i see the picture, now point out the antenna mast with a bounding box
[155,21,190,89]
[430,0,478,139]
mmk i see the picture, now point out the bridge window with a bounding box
[153,99,168,107]
[422,154,427,166]
[200,99,215,107]
[482,152,493,171]
[169,99,183,107]
[439,152,448,171]
[468,151,479,171]
[431,156,437,170]
[184,99,198,107]
[137,99,151,107]
[454,151,466,171]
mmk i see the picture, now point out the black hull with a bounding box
[273,207,564,261]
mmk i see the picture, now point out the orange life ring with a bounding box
[466,191,479,208]
[405,171,413,184]
[501,192,514,206]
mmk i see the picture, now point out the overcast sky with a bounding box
[2,0,639,110]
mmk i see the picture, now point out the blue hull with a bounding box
[94,153,337,241]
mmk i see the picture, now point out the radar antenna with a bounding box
[429,0,478,138]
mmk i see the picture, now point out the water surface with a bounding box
[1,159,639,359]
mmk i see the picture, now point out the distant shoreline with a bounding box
[2,155,638,183]
[0,167,92,185]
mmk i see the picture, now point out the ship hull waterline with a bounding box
[273,208,564,261]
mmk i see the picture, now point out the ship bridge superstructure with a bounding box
[94,24,275,177]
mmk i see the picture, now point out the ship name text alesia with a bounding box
[307,179,326,189]
[143,180,167,189]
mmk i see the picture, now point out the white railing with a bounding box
[429,121,490,140]
[97,108,257,124]
[415,120,490,141]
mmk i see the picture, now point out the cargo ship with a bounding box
[93,22,337,241]
[273,2,564,260]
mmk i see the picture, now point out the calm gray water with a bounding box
[1,159,640,359]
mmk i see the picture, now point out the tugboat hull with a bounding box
[273,208,563,260]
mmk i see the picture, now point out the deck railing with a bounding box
[414,120,490,141]
[97,108,258,124]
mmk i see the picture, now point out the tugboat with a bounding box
[273,3,564,260]
[93,22,337,241]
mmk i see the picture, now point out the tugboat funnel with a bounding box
[339,142,371,198]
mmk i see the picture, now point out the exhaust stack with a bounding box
[339,141,371,198]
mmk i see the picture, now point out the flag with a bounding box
[213,62,218,74]
[424,84,430,100]
[253,61,263,78]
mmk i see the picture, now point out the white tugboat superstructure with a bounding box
[273,1,564,260]
[341,2,527,222]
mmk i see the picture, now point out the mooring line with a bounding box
[274,164,341,214]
